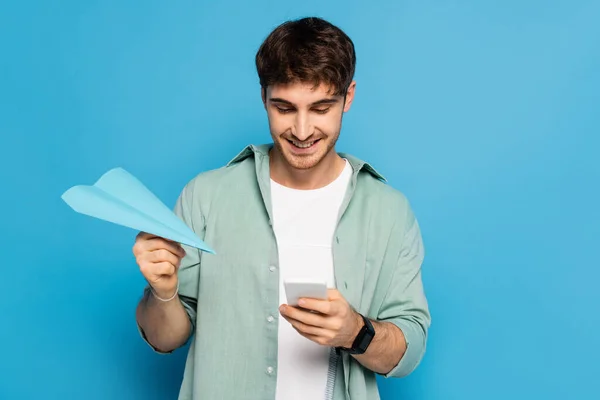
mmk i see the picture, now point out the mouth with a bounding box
[287,139,321,150]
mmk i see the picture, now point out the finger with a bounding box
[136,231,155,240]
[280,305,328,328]
[297,298,333,315]
[152,261,177,277]
[137,236,186,258]
[148,239,186,258]
[327,289,342,300]
[282,314,331,338]
[149,248,182,267]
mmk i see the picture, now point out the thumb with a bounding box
[327,288,343,301]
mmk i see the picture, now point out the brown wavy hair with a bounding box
[255,17,356,96]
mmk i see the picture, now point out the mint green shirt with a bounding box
[139,144,431,400]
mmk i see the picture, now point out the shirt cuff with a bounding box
[382,318,427,378]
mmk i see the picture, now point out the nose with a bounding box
[292,112,314,141]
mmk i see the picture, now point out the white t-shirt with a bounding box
[271,159,353,400]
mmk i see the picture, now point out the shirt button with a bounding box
[269,265,276,272]
[267,366,274,375]
[267,315,274,323]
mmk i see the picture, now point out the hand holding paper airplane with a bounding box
[61,168,215,254]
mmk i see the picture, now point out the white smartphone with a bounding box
[284,280,328,306]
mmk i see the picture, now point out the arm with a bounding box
[370,201,431,378]
[347,315,408,375]
[136,283,191,353]
[135,184,203,353]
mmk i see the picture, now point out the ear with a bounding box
[343,80,356,112]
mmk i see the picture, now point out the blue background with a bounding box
[1,1,598,399]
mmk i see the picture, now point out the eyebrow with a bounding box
[269,97,339,107]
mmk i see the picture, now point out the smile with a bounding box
[289,139,320,149]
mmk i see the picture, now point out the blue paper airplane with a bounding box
[61,167,215,254]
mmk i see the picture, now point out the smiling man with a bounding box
[135,17,431,400]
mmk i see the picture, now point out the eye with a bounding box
[313,108,331,114]
[275,106,294,114]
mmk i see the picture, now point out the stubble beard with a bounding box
[273,129,340,171]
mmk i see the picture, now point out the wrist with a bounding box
[346,311,365,348]
[150,282,179,302]
[337,312,376,355]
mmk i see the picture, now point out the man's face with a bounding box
[262,81,356,170]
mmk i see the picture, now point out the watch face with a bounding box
[356,329,374,352]
[336,315,376,354]
[350,315,375,354]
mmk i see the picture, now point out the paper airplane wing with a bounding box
[93,168,196,237]
[61,169,215,254]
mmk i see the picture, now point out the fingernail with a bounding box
[298,299,305,306]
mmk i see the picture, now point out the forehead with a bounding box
[267,82,341,104]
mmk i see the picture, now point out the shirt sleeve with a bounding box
[377,201,431,378]
[137,182,203,354]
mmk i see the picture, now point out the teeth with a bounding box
[292,140,315,148]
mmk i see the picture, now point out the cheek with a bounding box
[315,115,340,135]
[268,113,290,134]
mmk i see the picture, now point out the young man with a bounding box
[135,17,430,400]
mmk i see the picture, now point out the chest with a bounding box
[197,180,395,317]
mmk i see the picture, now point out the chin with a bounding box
[273,139,326,170]
[284,154,322,170]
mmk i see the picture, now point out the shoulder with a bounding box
[355,170,414,224]
[341,152,412,221]
[355,174,423,261]
[177,156,256,214]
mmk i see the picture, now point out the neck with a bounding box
[269,147,346,190]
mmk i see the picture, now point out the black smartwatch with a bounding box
[336,313,375,355]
